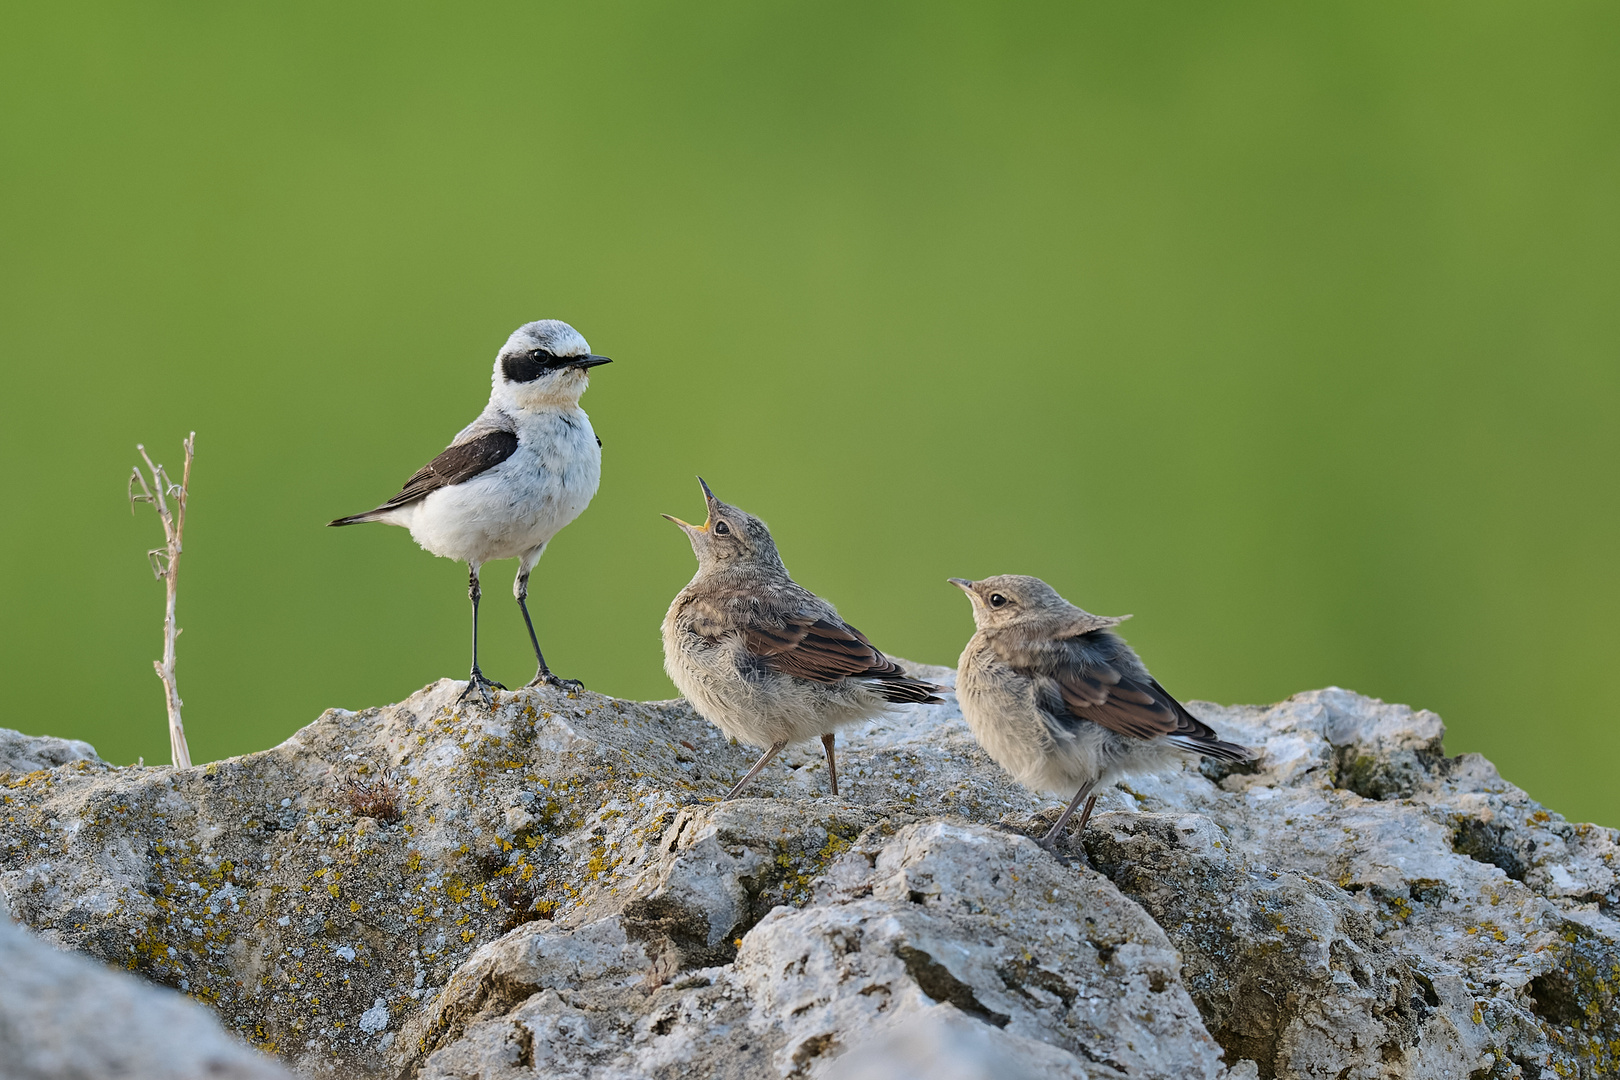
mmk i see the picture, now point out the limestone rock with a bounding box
[0,671,1615,1079]
[0,728,102,775]
[0,904,292,1079]
[403,818,1224,1080]
[823,1005,1100,1080]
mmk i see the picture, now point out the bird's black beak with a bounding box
[571,355,613,369]
[947,578,975,593]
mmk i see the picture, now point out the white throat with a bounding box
[493,370,591,414]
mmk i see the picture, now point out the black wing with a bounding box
[329,430,518,525]
[379,430,519,509]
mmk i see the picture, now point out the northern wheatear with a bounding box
[950,574,1251,858]
[663,479,943,799]
[330,320,611,702]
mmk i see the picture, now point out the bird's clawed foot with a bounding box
[458,669,507,705]
[524,670,584,692]
[995,815,1084,866]
[1026,790,1096,865]
[1034,835,1075,867]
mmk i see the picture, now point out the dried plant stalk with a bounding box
[129,433,196,769]
[330,763,404,823]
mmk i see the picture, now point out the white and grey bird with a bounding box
[330,319,611,702]
[950,574,1251,857]
[663,479,944,799]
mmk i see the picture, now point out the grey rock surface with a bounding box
[823,1005,1097,1080]
[0,671,1615,1079]
[0,728,102,774]
[0,901,292,1079]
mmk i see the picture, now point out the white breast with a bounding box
[405,407,601,564]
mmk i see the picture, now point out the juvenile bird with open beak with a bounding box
[950,574,1252,858]
[663,479,944,799]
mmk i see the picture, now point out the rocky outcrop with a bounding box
[0,894,293,1079]
[1,671,1615,1079]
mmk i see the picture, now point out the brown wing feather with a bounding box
[1053,660,1229,746]
[1054,664,1176,740]
[745,615,902,683]
[744,613,944,703]
[676,590,942,704]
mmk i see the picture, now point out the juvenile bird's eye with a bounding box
[713,520,731,536]
[989,593,1008,608]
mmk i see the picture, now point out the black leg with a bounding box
[821,733,839,797]
[516,568,582,691]
[457,563,505,705]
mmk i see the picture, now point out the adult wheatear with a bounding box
[331,320,611,702]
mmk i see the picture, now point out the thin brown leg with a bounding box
[821,733,839,796]
[1037,780,1097,853]
[1072,794,1099,833]
[723,740,788,801]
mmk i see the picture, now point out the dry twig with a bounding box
[129,433,196,769]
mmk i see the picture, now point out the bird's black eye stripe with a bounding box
[713,520,731,536]
[989,593,1007,607]
[501,349,568,383]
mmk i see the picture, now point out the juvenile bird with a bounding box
[330,320,611,702]
[949,574,1251,857]
[663,479,944,799]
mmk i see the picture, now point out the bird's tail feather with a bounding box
[1170,735,1254,762]
[327,509,386,527]
[868,676,947,705]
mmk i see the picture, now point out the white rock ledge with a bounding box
[0,672,1614,1080]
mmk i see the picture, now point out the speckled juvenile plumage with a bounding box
[662,479,943,799]
[951,574,1251,856]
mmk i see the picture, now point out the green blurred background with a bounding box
[2,3,1616,824]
